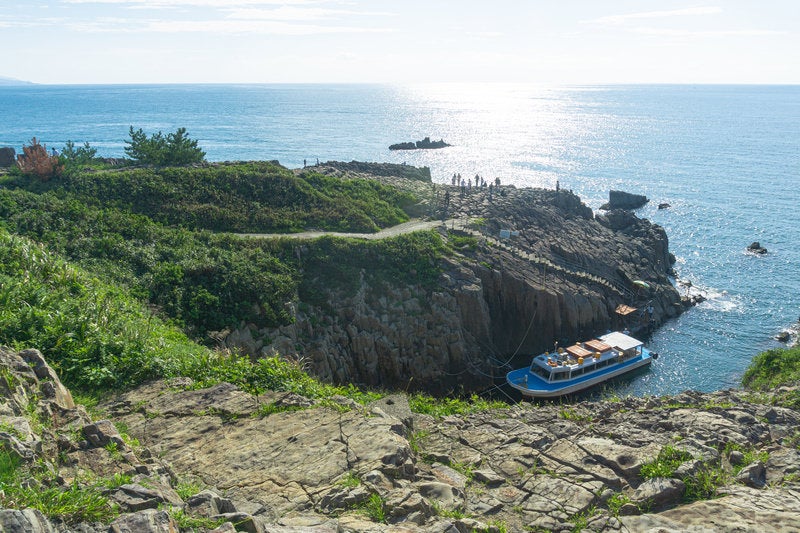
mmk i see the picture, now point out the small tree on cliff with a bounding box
[15,137,64,181]
[124,126,205,166]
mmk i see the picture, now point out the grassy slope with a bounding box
[0,164,425,337]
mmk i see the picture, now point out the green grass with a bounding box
[356,493,386,523]
[408,393,507,417]
[742,345,800,390]
[337,472,361,489]
[639,446,693,479]
[447,232,478,252]
[0,227,388,407]
[175,479,203,500]
[0,448,118,524]
[408,430,429,455]
[723,442,769,475]
[607,492,633,517]
[0,163,428,338]
[167,507,227,531]
[559,408,593,422]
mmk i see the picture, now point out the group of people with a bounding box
[451,173,500,188]
[450,173,502,198]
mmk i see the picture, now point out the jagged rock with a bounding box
[389,137,451,150]
[0,147,15,167]
[83,419,125,449]
[747,241,768,254]
[776,331,791,342]
[385,489,435,522]
[185,489,236,517]
[472,467,505,487]
[108,509,177,533]
[658,202,671,209]
[212,513,261,533]
[600,190,649,210]
[110,482,184,512]
[317,485,370,514]
[0,509,57,533]
[631,477,686,510]
[417,481,465,510]
[736,461,767,488]
[621,485,800,532]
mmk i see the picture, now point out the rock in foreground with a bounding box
[2,346,800,531]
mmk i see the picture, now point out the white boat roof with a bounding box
[599,331,643,351]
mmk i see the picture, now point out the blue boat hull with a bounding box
[506,349,654,398]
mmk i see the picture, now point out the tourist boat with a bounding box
[506,331,656,398]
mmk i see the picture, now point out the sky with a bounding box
[1,0,798,85]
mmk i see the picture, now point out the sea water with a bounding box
[1,83,798,395]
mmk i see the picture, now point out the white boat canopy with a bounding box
[599,331,643,352]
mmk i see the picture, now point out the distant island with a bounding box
[0,76,34,86]
[389,136,451,150]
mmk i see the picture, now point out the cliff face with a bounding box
[227,175,684,394]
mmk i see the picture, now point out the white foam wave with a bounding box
[676,278,744,313]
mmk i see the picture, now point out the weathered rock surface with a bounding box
[600,190,649,210]
[99,378,800,532]
[231,166,681,395]
[2,346,800,532]
[0,146,15,167]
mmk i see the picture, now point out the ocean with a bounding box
[1,83,798,396]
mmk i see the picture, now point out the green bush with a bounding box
[61,140,98,166]
[124,126,205,166]
[742,345,800,390]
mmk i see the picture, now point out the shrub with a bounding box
[61,140,98,166]
[124,126,205,166]
[16,137,63,180]
[742,345,800,390]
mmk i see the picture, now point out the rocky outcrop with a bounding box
[0,147,15,167]
[748,241,768,255]
[102,376,800,532]
[3,346,799,531]
[229,173,681,395]
[389,137,451,150]
[600,190,649,210]
[316,161,432,182]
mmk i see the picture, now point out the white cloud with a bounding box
[224,6,391,21]
[61,0,325,6]
[146,18,388,35]
[631,27,786,38]
[582,6,722,26]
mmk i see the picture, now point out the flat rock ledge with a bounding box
[101,381,800,532]
[3,346,799,532]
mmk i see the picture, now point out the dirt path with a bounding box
[239,218,449,240]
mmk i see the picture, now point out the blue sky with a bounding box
[2,1,797,84]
